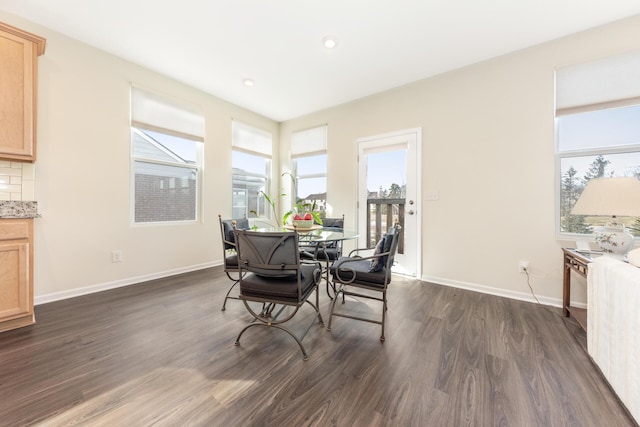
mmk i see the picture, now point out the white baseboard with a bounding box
[35,261,222,305]
[35,266,586,310]
[421,274,586,309]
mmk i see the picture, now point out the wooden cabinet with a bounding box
[0,219,34,332]
[0,22,46,162]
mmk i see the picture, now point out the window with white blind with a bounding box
[291,125,327,215]
[556,50,640,236]
[130,87,204,224]
[232,121,273,219]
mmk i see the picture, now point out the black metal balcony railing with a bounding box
[366,198,405,254]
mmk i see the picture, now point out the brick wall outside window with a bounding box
[134,174,196,222]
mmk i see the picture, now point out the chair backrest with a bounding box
[384,225,402,271]
[235,230,301,278]
[321,215,344,229]
[319,215,345,252]
[218,214,249,250]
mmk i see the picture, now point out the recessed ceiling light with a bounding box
[322,36,338,49]
[243,78,254,87]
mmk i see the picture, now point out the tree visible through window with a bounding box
[558,104,640,235]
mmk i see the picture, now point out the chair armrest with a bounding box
[347,247,375,257]
[333,251,392,284]
[300,260,322,269]
[340,250,392,264]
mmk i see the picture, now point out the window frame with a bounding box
[291,153,327,208]
[555,51,640,239]
[231,148,272,220]
[130,86,204,226]
[555,104,640,239]
[290,125,328,216]
[130,126,203,225]
[231,121,274,221]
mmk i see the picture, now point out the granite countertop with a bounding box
[0,201,40,218]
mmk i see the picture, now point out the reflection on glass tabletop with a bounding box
[255,227,358,242]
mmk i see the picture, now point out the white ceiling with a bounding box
[1,1,640,122]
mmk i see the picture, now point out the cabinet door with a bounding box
[0,23,45,162]
[0,240,30,320]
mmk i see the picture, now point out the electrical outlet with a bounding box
[112,250,123,263]
[519,260,529,273]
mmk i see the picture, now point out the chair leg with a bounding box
[309,289,324,326]
[329,285,387,342]
[235,295,322,360]
[260,302,276,318]
[221,280,239,311]
[222,270,244,311]
[380,290,387,342]
[325,278,334,299]
[323,259,336,300]
[326,283,342,331]
[235,323,310,360]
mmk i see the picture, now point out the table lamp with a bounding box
[571,177,640,258]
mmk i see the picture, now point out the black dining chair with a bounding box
[217,214,249,311]
[327,224,401,342]
[234,229,324,360]
[298,215,345,298]
[313,215,345,262]
[299,216,344,258]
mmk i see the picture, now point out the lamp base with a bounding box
[594,223,634,259]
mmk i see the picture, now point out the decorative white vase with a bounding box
[594,223,634,259]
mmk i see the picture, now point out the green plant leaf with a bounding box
[282,211,293,225]
[260,191,274,205]
[282,171,296,184]
[312,211,323,225]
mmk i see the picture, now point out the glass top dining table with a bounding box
[254,226,359,244]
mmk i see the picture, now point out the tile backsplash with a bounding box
[0,160,35,201]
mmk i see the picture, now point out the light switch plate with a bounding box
[425,191,439,201]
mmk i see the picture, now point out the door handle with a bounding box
[407,210,414,215]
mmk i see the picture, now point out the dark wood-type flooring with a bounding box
[0,267,636,426]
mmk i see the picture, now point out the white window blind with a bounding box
[232,121,272,157]
[291,125,327,158]
[131,86,205,140]
[556,50,640,115]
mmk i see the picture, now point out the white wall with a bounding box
[4,10,640,308]
[280,15,640,307]
[0,11,279,303]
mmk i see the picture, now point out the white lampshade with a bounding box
[571,177,640,258]
[571,177,640,217]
